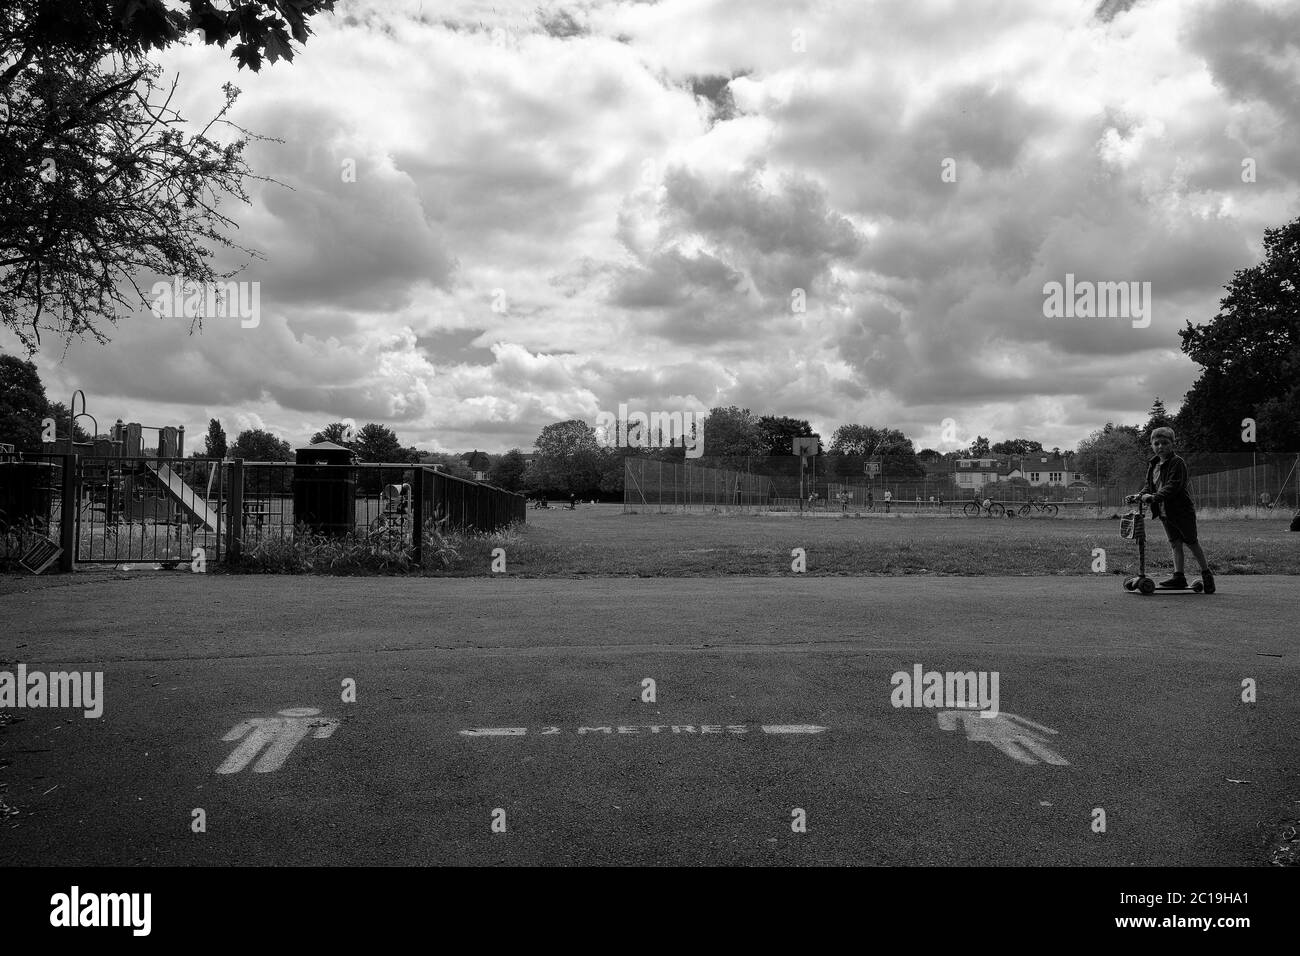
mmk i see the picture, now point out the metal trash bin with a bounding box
[293,442,356,536]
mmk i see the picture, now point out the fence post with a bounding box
[215,459,223,565]
[226,459,244,563]
[412,467,424,565]
[59,453,77,571]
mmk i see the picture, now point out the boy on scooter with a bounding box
[1126,427,1215,592]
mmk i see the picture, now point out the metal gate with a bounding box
[73,457,223,566]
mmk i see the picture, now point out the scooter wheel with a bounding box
[1192,582,1204,592]
[1123,578,1136,591]
[1138,578,1156,595]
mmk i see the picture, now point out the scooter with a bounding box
[1120,496,1204,594]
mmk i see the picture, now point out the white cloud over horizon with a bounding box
[7,0,1299,455]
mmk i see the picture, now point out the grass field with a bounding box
[438,503,1300,577]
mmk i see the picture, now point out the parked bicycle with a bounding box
[963,497,1005,518]
[1017,497,1059,517]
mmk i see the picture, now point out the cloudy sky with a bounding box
[10,0,1299,455]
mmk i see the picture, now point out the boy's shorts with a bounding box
[1159,513,1198,545]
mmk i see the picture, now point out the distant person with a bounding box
[569,493,577,510]
[866,489,874,512]
[883,489,892,513]
[1126,426,1214,592]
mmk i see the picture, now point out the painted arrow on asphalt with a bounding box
[936,710,1069,766]
[458,724,830,737]
[760,725,829,734]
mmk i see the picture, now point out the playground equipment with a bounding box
[40,390,219,533]
[142,461,219,531]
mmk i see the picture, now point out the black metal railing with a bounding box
[0,454,526,571]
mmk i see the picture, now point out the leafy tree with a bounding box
[967,435,992,457]
[1176,218,1300,452]
[532,419,603,494]
[421,452,473,479]
[828,424,921,477]
[1139,397,1174,447]
[756,415,814,456]
[1,1,339,76]
[596,447,625,497]
[0,353,46,451]
[701,405,767,460]
[229,427,291,461]
[1076,425,1146,487]
[310,422,356,446]
[991,438,1044,456]
[488,449,527,491]
[353,423,402,463]
[829,424,891,456]
[204,417,227,458]
[1,1,338,350]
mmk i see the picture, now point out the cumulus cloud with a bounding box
[10,0,1299,454]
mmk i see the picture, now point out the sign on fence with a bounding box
[19,536,62,575]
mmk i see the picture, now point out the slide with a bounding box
[145,462,221,532]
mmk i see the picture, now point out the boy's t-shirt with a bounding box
[1145,453,1195,518]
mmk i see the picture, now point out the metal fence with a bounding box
[226,462,526,559]
[622,453,1300,516]
[1080,453,1299,513]
[623,457,778,512]
[0,454,527,571]
[0,454,68,567]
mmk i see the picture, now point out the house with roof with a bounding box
[1005,455,1087,488]
[952,458,1015,493]
[460,450,492,481]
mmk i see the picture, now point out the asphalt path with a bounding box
[1,575,1295,865]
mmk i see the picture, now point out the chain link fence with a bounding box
[623,453,1300,516]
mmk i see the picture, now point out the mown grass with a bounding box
[17,504,1293,578]
[463,504,1300,577]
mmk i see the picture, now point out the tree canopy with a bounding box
[488,449,526,491]
[0,1,338,351]
[701,406,767,459]
[1175,217,1300,451]
[0,353,47,451]
[353,423,402,463]
[991,438,1045,456]
[1075,423,1146,487]
[204,417,227,458]
[530,419,603,494]
[756,415,814,456]
[229,426,290,461]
